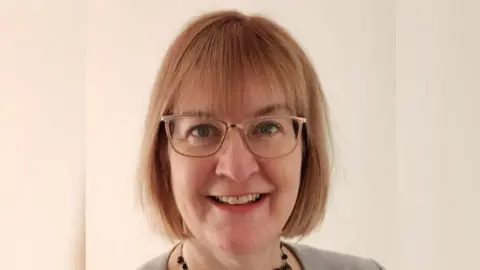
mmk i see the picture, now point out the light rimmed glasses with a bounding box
[160,115,307,158]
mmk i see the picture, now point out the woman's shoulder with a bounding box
[286,242,385,270]
[136,252,169,270]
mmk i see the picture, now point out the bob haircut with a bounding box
[137,10,332,241]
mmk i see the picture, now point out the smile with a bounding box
[210,194,264,205]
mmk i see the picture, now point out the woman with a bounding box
[136,10,384,270]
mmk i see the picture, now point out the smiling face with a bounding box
[167,85,303,253]
[139,12,332,256]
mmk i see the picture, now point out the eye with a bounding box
[255,121,281,135]
[189,124,219,138]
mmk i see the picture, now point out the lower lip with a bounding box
[208,195,268,214]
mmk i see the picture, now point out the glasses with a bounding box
[160,115,306,158]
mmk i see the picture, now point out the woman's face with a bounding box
[168,87,303,253]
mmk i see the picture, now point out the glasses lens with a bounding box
[167,116,226,157]
[243,117,301,158]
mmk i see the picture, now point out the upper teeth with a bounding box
[215,194,261,204]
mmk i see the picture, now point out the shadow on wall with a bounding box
[75,213,85,270]
[74,171,85,270]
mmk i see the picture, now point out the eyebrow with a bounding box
[179,103,290,118]
[254,103,289,117]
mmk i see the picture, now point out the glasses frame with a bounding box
[160,115,307,159]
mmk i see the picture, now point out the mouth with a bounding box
[208,193,266,205]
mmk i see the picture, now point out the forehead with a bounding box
[172,79,293,120]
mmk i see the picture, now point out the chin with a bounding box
[206,229,273,255]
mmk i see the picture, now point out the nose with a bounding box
[215,129,259,182]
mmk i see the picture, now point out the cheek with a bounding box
[168,152,217,224]
[168,151,215,197]
[260,147,303,194]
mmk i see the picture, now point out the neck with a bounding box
[180,238,285,270]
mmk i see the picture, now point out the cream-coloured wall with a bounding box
[0,1,84,270]
[397,0,480,269]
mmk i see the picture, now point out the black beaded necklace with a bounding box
[176,242,292,270]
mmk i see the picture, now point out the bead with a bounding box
[176,256,184,264]
[281,254,288,260]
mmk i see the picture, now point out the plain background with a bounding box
[0,0,85,269]
[1,0,479,270]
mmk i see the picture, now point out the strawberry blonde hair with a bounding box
[136,10,333,241]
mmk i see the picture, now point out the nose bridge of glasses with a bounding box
[220,123,250,151]
[226,122,245,132]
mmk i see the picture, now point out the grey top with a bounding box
[138,242,385,270]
